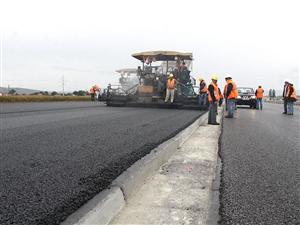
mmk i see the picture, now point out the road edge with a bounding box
[61,112,208,225]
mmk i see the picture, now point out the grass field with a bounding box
[0,95,91,103]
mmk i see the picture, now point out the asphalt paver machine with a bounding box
[106,51,207,110]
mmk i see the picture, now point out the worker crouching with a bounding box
[207,75,220,125]
[165,74,177,103]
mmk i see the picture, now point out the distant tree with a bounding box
[51,91,58,96]
[72,90,88,96]
[44,91,49,95]
[8,89,16,95]
[77,90,87,96]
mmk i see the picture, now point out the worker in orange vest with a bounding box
[286,83,297,115]
[207,75,220,125]
[224,76,237,118]
[255,85,264,110]
[198,77,208,106]
[90,87,96,101]
[165,74,177,103]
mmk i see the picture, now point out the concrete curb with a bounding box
[61,112,209,225]
[61,187,125,225]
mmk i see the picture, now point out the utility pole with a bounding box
[62,75,65,96]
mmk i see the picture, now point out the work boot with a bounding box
[210,122,220,125]
[282,112,287,114]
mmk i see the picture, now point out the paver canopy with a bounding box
[132,51,193,62]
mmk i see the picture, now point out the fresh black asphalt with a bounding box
[0,102,204,225]
[219,103,300,225]
[0,101,103,114]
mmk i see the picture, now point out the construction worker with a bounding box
[90,87,96,101]
[286,83,297,115]
[215,87,224,115]
[282,79,290,114]
[255,85,264,110]
[207,75,220,125]
[198,77,208,106]
[165,73,177,103]
[224,76,237,118]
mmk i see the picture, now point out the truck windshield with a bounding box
[238,88,254,94]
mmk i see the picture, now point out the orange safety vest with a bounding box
[233,82,238,98]
[208,82,220,102]
[90,88,95,94]
[167,78,176,89]
[200,81,208,93]
[288,85,297,100]
[224,80,237,99]
[256,88,264,99]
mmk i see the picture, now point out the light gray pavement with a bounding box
[111,111,222,225]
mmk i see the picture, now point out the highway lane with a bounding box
[0,103,204,225]
[219,103,300,225]
[0,101,104,114]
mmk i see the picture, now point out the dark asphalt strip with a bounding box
[37,113,203,225]
[0,106,205,225]
[0,104,104,114]
[217,111,226,225]
[218,104,300,225]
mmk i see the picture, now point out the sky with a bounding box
[0,0,299,92]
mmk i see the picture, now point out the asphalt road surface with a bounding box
[219,103,300,225]
[0,102,204,225]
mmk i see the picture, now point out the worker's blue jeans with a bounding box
[287,101,294,115]
[283,99,287,113]
[256,98,263,110]
[227,99,235,118]
[198,93,207,106]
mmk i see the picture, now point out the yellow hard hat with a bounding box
[199,77,204,81]
[169,73,174,78]
[211,75,218,81]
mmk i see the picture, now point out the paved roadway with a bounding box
[0,102,204,225]
[219,103,300,225]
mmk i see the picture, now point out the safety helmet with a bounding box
[211,75,218,81]
[199,77,204,81]
[225,76,232,80]
[169,74,174,78]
